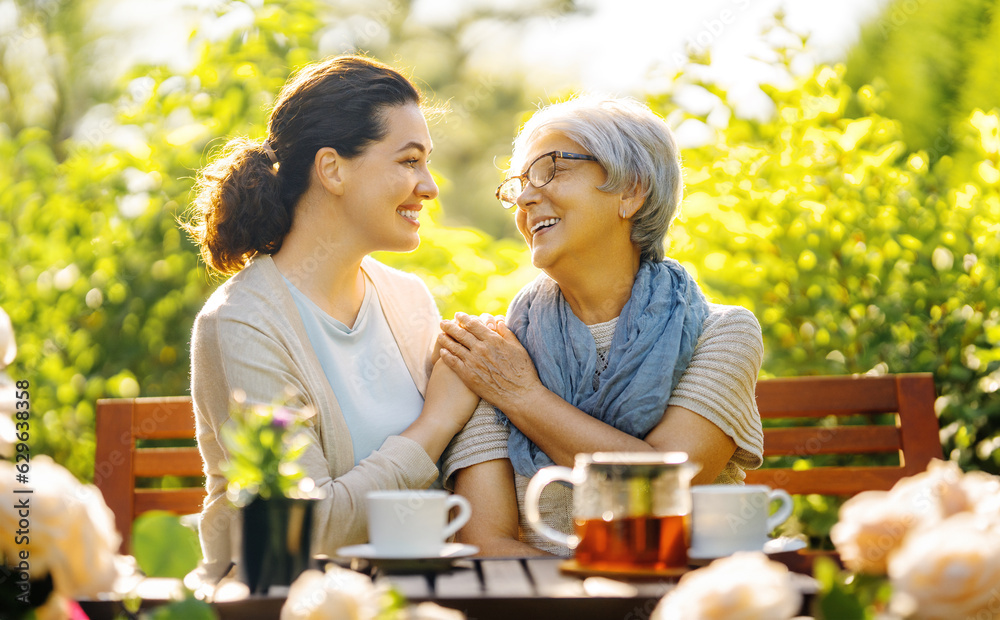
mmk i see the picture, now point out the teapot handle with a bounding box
[524,466,578,548]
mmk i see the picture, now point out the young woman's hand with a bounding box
[424,357,480,433]
[437,313,544,414]
[401,359,480,462]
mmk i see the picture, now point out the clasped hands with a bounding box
[437,312,542,414]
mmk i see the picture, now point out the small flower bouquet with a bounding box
[220,401,319,506]
[220,399,323,594]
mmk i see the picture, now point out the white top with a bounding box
[284,275,425,466]
[190,256,441,580]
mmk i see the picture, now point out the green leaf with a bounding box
[132,511,203,579]
[141,596,218,620]
[816,585,870,620]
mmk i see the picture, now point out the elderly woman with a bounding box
[437,97,764,556]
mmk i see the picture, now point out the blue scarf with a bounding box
[500,259,709,479]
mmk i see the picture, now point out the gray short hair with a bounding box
[510,96,682,263]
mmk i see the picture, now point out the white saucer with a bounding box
[687,536,807,560]
[335,542,479,561]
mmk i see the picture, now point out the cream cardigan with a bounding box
[190,255,441,578]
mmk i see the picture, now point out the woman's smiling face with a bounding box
[338,102,438,254]
[512,131,627,274]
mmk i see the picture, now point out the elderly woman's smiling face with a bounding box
[513,131,632,274]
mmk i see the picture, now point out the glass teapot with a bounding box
[524,451,700,571]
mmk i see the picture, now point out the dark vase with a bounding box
[239,496,315,595]
[0,571,55,620]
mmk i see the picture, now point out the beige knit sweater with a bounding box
[443,304,765,555]
[190,255,442,579]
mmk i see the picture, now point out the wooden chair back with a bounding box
[94,397,205,553]
[744,373,943,495]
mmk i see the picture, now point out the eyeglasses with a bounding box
[495,151,599,209]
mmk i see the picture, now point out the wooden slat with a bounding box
[134,448,205,478]
[745,373,942,496]
[744,466,903,495]
[95,400,136,554]
[631,581,674,599]
[132,398,196,439]
[479,560,535,597]
[434,564,484,597]
[895,374,944,474]
[375,573,432,598]
[761,425,901,456]
[134,488,206,516]
[524,559,586,598]
[756,375,899,418]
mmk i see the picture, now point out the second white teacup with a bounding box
[689,485,794,557]
[366,490,471,557]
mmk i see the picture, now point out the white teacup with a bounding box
[366,490,471,557]
[689,485,794,557]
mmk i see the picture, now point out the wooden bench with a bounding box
[744,373,943,495]
[94,373,942,551]
[94,397,204,553]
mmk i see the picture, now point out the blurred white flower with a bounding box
[0,306,15,369]
[280,566,466,620]
[0,306,16,457]
[956,469,1000,522]
[0,398,15,458]
[0,456,129,599]
[888,512,1000,620]
[651,552,801,620]
[889,459,974,518]
[829,489,929,575]
[832,460,1000,575]
[280,566,380,620]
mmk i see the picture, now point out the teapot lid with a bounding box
[582,451,691,466]
[576,452,699,478]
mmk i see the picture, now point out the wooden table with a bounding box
[372,557,673,620]
[80,553,823,620]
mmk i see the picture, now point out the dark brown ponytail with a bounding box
[183,55,421,275]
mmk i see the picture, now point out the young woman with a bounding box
[184,55,478,580]
[438,97,765,556]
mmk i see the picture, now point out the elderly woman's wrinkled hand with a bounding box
[438,313,542,411]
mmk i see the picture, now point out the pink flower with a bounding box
[271,406,298,430]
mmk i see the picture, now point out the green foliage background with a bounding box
[1,0,998,525]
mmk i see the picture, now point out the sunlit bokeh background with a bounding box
[1,0,998,548]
